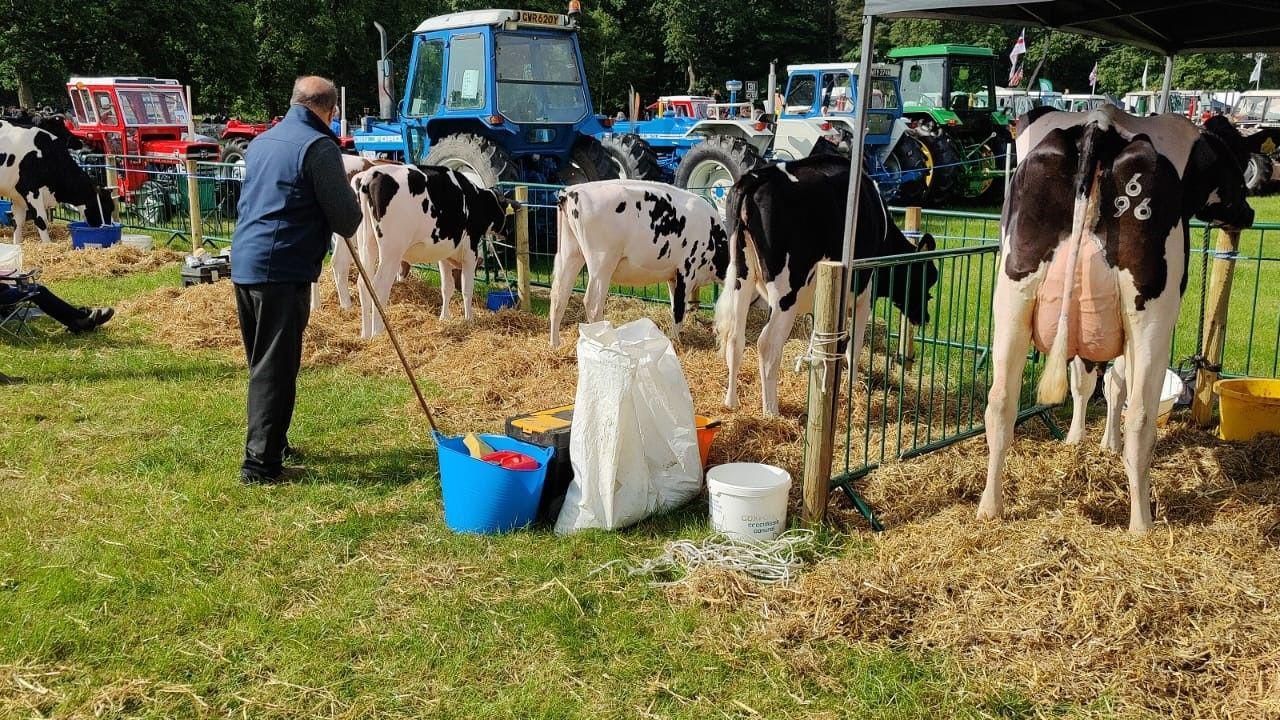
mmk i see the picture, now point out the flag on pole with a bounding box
[1142,61,1149,90]
[1008,29,1027,86]
[1089,62,1098,93]
[1251,54,1265,86]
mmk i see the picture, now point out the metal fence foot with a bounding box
[839,482,885,532]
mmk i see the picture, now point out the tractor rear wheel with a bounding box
[888,135,929,203]
[217,138,249,217]
[674,135,764,215]
[423,133,520,188]
[600,133,663,181]
[919,132,962,205]
[1244,153,1271,195]
[560,136,619,185]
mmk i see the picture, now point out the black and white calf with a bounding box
[352,163,518,338]
[549,180,728,347]
[0,119,114,243]
[982,105,1253,533]
[716,154,939,416]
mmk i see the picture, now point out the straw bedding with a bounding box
[122,271,1280,717]
[1,223,182,281]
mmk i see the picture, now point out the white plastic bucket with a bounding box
[1157,369,1183,427]
[121,234,153,251]
[706,463,791,542]
[0,243,21,273]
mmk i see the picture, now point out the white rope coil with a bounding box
[795,328,848,390]
[593,529,817,586]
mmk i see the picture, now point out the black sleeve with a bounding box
[302,141,362,238]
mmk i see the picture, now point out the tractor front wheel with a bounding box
[135,180,170,227]
[423,133,520,188]
[560,136,619,185]
[1244,153,1272,195]
[674,135,764,215]
[599,133,663,181]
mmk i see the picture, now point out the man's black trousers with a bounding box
[235,282,311,477]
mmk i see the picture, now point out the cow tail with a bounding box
[714,184,749,352]
[354,173,377,292]
[1037,123,1105,405]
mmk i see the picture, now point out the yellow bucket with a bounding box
[1215,378,1280,441]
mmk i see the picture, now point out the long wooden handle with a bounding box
[340,232,441,434]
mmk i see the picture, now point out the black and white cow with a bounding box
[716,153,939,416]
[982,104,1253,533]
[2,110,83,150]
[549,180,728,347]
[0,119,113,243]
[352,163,519,338]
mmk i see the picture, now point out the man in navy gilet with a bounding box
[231,76,361,484]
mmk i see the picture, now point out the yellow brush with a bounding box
[462,432,493,459]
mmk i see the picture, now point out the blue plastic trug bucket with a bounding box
[69,221,124,249]
[486,289,518,312]
[0,199,12,228]
[435,431,554,533]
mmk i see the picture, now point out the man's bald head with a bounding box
[291,76,338,116]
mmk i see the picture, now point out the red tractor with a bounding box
[65,77,221,224]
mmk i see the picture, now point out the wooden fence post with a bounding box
[897,206,922,367]
[185,158,204,253]
[803,260,846,527]
[1191,228,1241,426]
[515,185,531,312]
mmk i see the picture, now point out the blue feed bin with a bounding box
[435,431,554,533]
[69,221,123,249]
[0,199,12,227]
[486,289,518,312]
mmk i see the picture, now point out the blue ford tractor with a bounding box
[600,63,929,211]
[390,8,617,186]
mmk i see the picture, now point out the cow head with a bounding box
[484,188,522,239]
[82,187,116,227]
[1188,118,1254,230]
[880,230,938,326]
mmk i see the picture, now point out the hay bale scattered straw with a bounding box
[768,426,1280,718]
[1,223,183,281]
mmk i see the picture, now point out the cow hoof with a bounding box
[1101,437,1122,454]
[1063,431,1083,445]
[975,497,1003,521]
[1128,520,1153,534]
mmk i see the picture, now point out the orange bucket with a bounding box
[695,416,722,467]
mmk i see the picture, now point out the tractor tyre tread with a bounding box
[673,135,765,190]
[599,133,664,181]
[562,135,619,184]
[423,133,521,187]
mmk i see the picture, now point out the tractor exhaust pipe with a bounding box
[766,59,778,115]
[374,21,395,120]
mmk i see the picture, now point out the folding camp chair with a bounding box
[0,268,46,341]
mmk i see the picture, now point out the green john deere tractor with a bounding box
[888,44,1013,204]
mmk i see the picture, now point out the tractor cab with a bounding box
[65,77,221,224]
[774,62,903,157]
[398,8,615,186]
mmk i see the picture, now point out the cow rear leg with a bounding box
[979,275,1037,521]
[844,287,873,396]
[1121,336,1171,534]
[549,244,586,348]
[722,281,756,411]
[1101,355,1126,453]
[331,234,355,310]
[757,305,800,417]
[582,258,618,324]
[9,199,26,244]
[1065,358,1095,445]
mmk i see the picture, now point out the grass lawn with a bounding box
[1,268,1052,718]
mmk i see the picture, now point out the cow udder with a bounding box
[1031,237,1124,362]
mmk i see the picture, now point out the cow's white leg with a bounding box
[357,224,382,339]
[757,304,800,417]
[1101,355,1127,453]
[979,272,1038,521]
[9,198,26,244]
[549,242,586,348]
[845,286,873,395]
[438,260,457,321]
[1065,358,1095,444]
[582,257,619,324]
[459,250,477,321]
[721,280,757,410]
[367,252,401,338]
[25,193,51,243]
[1120,319,1174,534]
[331,234,355,310]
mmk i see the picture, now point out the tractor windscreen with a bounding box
[495,32,588,124]
[948,61,994,112]
[117,88,190,126]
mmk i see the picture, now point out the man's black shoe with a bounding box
[240,465,307,485]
